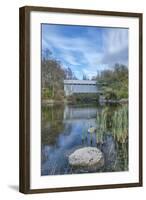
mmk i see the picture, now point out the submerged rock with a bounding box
[68,147,104,171]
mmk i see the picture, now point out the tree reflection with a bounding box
[41,105,65,145]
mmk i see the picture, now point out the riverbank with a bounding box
[99,98,128,104]
[42,98,72,106]
[42,99,64,105]
[42,98,128,106]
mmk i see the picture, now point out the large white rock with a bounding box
[68,147,104,169]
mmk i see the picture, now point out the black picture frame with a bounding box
[19,6,143,194]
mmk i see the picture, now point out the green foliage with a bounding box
[42,87,53,99]
[41,58,65,100]
[68,93,99,104]
[104,89,118,100]
[97,64,128,100]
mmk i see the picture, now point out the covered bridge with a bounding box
[64,80,102,96]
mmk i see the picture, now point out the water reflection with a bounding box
[41,104,128,175]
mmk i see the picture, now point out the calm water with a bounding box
[41,104,128,176]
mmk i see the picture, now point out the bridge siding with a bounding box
[64,80,101,96]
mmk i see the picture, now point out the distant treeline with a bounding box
[42,49,128,101]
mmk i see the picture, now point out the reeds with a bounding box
[96,105,128,143]
[112,105,128,143]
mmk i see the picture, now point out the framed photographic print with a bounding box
[19,6,143,194]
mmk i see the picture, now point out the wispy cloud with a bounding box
[42,24,128,79]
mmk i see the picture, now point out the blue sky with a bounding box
[42,24,128,80]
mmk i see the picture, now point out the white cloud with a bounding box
[103,28,128,54]
[60,52,81,66]
[42,25,128,79]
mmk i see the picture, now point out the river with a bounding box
[41,103,128,176]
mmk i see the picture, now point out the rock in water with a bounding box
[68,147,104,171]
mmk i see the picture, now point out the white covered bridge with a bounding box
[64,80,102,96]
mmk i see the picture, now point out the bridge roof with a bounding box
[64,80,97,85]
